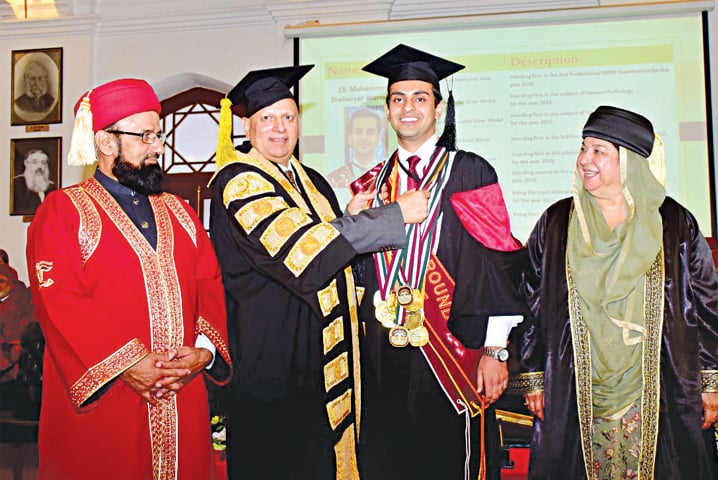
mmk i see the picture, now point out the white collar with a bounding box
[275,161,293,174]
[398,136,438,164]
[397,136,439,175]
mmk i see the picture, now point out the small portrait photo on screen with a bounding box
[327,105,388,189]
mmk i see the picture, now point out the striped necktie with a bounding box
[286,169,299,190]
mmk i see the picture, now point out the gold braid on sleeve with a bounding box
[507,371,544,396]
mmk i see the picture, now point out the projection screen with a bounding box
[297,11,713,240]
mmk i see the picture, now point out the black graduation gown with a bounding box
[517,196,718,479]
[360,150,526,480]
[210,157,362,480]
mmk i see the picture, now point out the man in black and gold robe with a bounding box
[209,65,429,480]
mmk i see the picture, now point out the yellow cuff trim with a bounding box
[702,370,718,393]
[507,371,544,396]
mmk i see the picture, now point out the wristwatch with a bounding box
[483,346,509,362]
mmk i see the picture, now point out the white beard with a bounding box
[23,169,50,194]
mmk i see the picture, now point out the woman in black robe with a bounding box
[512,106,718,479]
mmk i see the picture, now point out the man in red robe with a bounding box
[26,78,232,480]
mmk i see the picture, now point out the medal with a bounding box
[395,285,413,307]
[374,291,398,327]
[375,302,397,327]
[403,309,423,330]
[386,291,397,313]
[373,290,383,307]
[388,326,409,348]
[408,325,429,347]
[406,289,424,311]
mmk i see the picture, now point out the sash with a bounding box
[349,161,385,195]
[357,147,484,416]
[422,254,484,417]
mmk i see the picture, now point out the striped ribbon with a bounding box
[372,146,452,324]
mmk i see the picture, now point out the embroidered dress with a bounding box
[514,197,718,479]
[591,402,642,480]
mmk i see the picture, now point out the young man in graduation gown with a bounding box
[357,44,527,480]
[209,65,429,480]
[26,78,232,480]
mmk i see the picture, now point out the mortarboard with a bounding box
[68,78,161,166]
[582,106,654,158]
[216,65,313,170]
[362,44,464,96]
[362,44,465,151]
[227,65,314,118]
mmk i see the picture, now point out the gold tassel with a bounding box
[215,97,238,170]
[646,133,666,186]
[67,91,97,166]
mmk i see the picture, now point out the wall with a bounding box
[0,17,290,283]
[0,2,716,284]
[0,31,93,283]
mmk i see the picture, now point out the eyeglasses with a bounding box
[106,130,167,145]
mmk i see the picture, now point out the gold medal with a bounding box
[388,326,409,348]
[373,290,383,307]
[406,289,424,311]
[375,301,397,327]
[395,285,413,307]
[403,309,423,330]
[386,292,397,312]
[408,325,429,347]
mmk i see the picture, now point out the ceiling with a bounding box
[1,1,708,39]
[1,0,603,28]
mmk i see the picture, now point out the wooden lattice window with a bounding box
[159,87,245,228]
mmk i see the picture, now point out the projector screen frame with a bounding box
[289,2,717,239]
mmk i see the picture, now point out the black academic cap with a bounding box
[227,65,314,118]
[362,44,465,95]
[363,44,465,151]
[582,106,654,157]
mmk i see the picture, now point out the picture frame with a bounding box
[11,47,63,126]
[10,137,62,216]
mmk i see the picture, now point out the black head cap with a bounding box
[582,105,654,157]
[227,65,314,117]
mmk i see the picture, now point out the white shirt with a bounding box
[396,136,522,347]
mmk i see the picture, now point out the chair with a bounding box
[0,322,44,480]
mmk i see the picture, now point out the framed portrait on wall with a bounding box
[11,47,63,126]
[10,137,62,216]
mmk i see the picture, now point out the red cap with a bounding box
[73,78,161,132]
